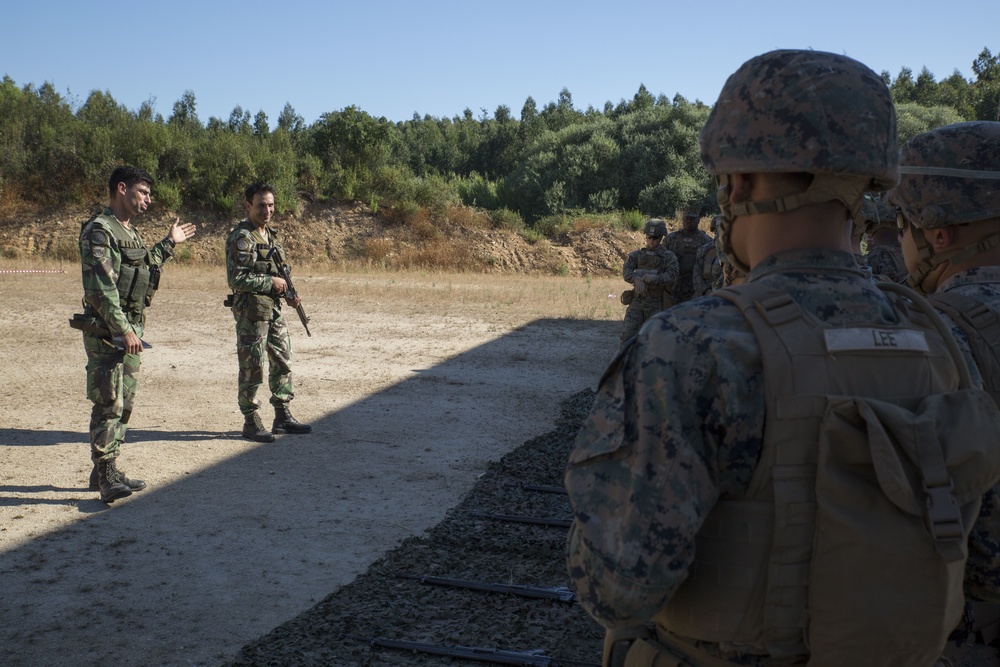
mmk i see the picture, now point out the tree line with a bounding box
[1,47,997,233]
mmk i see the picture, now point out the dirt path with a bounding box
[0,267,620,667]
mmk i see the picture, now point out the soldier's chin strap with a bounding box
[907,228,1000,292]
[715,173,871,276]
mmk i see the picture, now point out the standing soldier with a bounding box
[664,207,713,304]
[75,166,196,503]
[566,50,1000,666]
[692,215,721,297]
[225,182,312,443]
[861,197,907,283]
[619,218,679,347]
[889,120,1000,666]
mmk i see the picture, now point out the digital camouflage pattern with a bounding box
[565,249,1000,663]
[699,50,897,191]
[889,121,1000,229]
[664,228,713,303]
[79,209,174,462]
[865,244,906,283]
[620,245,679,344]
[692,240,721,297]
[225,220,295,415]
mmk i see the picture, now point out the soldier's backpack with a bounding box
[653,281,1000,666]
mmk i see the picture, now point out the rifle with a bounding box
[69,314,152,351]
[276,262,311,336]
[344,635,599,667]
[394,573,575,603]
[468,512,572,529]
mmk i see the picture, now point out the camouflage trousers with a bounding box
[235,312,294,416]
[620,295,669,345]
[83,333,141,463]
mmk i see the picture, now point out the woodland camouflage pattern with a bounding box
[226,221,295,415]
[79,208,174,462]
[664,228,713,303]
[699,50,898,191]
[889,121,1000,228]
[693,240,721,297]
[565,249,1000,663]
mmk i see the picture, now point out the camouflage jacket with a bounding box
[566,249,1000,637]
[664,229,714,275]
[692,240,721,297]
[78,208,174,337]
[622,246,679,298]
[225,220,284,295]
[865,243,906,284]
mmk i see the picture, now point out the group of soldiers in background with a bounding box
[621,196,908,345]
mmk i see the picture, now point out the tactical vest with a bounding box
[84,212,158,322]
[671,234,703,274]
[929,291,1000,407]
[650,282,1000,666]
[636,249,670,298]
[233,228,285,289]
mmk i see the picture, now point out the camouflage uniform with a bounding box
[567,52,1000,666]
[888,122,1000,661]
[225,221,295,416]
[567,250,1000,664]
[865,243,906,283]
[664,227,713,303]
[692,240,721,297]
[620,244,679,345]
[78,208,174,463]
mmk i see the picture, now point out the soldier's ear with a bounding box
[729,174,754,204]
[928,226,957,252]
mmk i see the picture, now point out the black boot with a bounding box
[272,406,312,434]
[97,459,132,504]
[89,463,146,491]
[243,412,276,443]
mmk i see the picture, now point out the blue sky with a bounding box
[1,0,996,126]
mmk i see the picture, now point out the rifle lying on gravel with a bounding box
[344,635,600,667]
[395,573,575,603]
[469,512,572,529]
[522,484,567,495]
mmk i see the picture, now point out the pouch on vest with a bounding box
[657,282,1000,667]
[241,293,274,322]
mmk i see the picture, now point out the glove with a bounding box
[633,275,647,296]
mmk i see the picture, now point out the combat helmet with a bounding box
[887,121,1000,290]
[643,218,668,238]
[858,197,898,235]
[699,49,898,272]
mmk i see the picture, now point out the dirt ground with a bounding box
[0,265,622,667]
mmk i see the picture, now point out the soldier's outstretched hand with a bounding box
[168,218,197,244]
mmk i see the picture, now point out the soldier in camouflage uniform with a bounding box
[860,197,906,283]
[619,219,679,347]
[664,208,713,304]
[692,215,721,297]
[888,122,1000,664]
[565,50,1000,667]
[225,182,312,443]
[76,166,196,503]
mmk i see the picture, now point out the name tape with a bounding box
[824,328,929,352]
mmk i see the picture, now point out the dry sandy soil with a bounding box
[0,263,623,667]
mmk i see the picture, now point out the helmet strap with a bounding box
[907,229,1000,292]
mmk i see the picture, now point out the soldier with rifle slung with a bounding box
[225,182,312,442]
[74,165,196,503]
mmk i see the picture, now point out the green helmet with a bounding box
[886,121,1000,291]
[699,50,898,274]
[700,49,898,192]
[643,218,668,237]
[888,121,1000,230]
[859,197,898,235]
